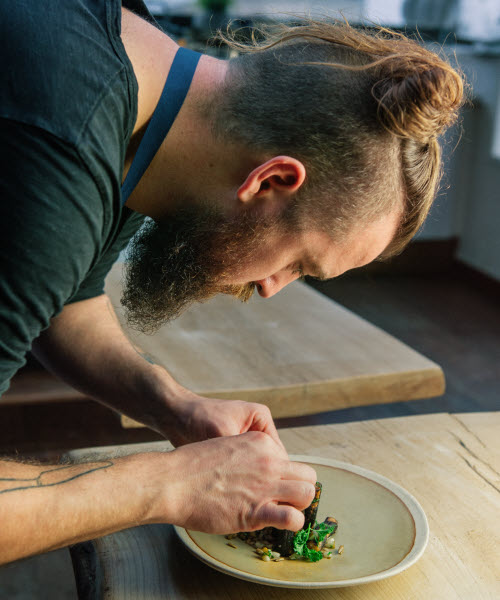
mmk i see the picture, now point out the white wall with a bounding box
[418,51,500,281]
[455,56,500,279]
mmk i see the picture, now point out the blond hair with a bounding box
[212,19,466,257]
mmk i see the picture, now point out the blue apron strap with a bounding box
[121,47,202,205]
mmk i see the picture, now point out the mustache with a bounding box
[220,282,256,302]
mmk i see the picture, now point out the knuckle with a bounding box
[247,502,272,531]
[246,430,268,443]
[281,508,304,531]
[292,482,316,510]
[308,467,318,483]
[258,404,272,417]
[304,482,316,505]
[297,464,317,485]
[256,453,275,475]
[249,430,277,452]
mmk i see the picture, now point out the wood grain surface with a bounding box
[68,411,500,600]
[101,264,445,426]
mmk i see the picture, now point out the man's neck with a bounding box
[119,7,231,219]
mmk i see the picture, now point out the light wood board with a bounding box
[68,411,500,599]
[102,263,444,426]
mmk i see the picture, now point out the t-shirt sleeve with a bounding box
[68,209,145,303]
[0,120,106,395]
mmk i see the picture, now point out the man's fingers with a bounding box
[257,503,305,533]
[260,416,287,453]
[274,481,316,511]
[253,423,287,454]
[248,404,288,454]
[264,426,287,454]
[281,461,317,486]
[249,423,288,457]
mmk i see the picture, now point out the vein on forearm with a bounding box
[0,461,114,495]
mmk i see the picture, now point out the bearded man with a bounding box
[0,0,463,563]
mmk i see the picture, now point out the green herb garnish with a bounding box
[312,520,337,543]
[292,521,337,562]
[292,524,323,562]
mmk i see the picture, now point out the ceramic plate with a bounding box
[174,455,429,588]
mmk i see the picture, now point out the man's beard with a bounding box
[121,204,282,334]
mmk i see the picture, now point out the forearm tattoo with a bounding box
[0,461,114,495]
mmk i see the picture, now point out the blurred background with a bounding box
[1,1,499,597]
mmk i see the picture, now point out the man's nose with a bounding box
[255,272,300,298]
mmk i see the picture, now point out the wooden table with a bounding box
[3,263,444,416]
[100,263,444,427]
[68,411,500,600]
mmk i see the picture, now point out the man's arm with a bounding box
[31,293,181,437]
[0,453,150,563]
[31,293,286,449]
[0,433,316,564]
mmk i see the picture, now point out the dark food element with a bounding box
[316,516,338,551]
[234,481,340,562]
[303,482,322,529]
[271,481,322,556]
[269,528,295,557]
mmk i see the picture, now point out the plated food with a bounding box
[228,482,343,563]
[175,456,429,589]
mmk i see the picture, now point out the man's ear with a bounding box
[237,156,306,203]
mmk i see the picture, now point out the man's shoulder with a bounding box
[0,0,135,147]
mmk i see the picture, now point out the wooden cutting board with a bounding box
[103,263,444,426]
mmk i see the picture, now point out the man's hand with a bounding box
[0,434,316,564]
[161,389,286,451]
[147,432,317,534]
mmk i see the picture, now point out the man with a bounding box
[0,0,463,563]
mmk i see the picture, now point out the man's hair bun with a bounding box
[371,47,465,143]
[214,19,467,256]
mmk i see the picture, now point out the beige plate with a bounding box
[174,456,429,589]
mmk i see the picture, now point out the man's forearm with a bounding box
[31,294,181,434]
[1,433,316,564]
[0,453,166,564]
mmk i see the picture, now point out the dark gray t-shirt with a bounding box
[0,0,157,394]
